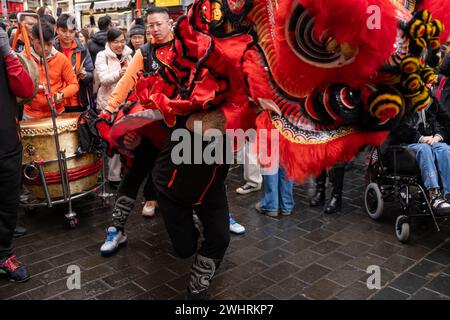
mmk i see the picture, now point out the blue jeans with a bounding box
[408,142,450,196]
[259,167,294,213]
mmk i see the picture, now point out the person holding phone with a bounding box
[55,14,94,112]
[95,28,132,187]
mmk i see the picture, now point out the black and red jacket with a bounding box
[0,53,34,157]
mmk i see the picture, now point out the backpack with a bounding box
[140,42,159,75]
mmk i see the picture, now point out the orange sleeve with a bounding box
[60,54,79,99]
[105,49,144,113]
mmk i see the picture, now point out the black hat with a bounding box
[130,25,145,37]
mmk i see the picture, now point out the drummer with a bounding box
[55,14,94,113]
[23,22,79,119]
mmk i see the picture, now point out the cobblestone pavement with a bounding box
[1,160,449,300]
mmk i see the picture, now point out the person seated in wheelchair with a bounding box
[388,97,450,215]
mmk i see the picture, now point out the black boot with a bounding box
[324,165,345,214]
[111,195,135,229]
[186,254,221,300]
[310,171,327,207]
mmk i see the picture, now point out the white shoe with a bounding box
[142,201,157,217]
[229,217,245,235]
[236,183,261,195]
[100,227,127,255]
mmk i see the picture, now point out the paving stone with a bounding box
[327,265,366,287]
[425,249,450,266]
[226,260,269,281]
[381,254,416,274]
[425,274,450,297]
[409,259,446,279]
[280,237,315,253]
[263,277,308,300]
[294,264,331,284]
[234,275,276,298]
[303,279,343,300]
[102,266,147,288]
[257,248,293,266]
[411,288,450,300]
[335,281,375,300]
[304,229,335,243]
[255,237,288,251]
[310,240,342,255]
[286,250,322,268]
[369,242,403,259]
[371,287,410,300]
[337,241,371,258]
[317,252,353,270]
[95,282,144,300]
[57,280,110,300]
[261,261,300,283]
[390,273,429,295]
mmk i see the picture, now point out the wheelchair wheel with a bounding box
[395,215,410,243]
[365,183,384,220]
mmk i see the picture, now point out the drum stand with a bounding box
[22,154,113,228]
[18,13,114,228]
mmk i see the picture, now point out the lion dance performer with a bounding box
[95,0,450,299]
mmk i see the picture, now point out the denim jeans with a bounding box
[259,167,294,213]
[408,142,450,196]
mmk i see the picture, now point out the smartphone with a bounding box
[56,7,62,17]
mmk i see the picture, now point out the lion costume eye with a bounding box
[286,4,358,68]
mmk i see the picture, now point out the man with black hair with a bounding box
[55,14,94,112]
[99,8,174,256]
[23,23,79,118]
[0,26,34,282]
[41,14,56,32]
[88,15,113,64]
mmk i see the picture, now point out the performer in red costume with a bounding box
[94,0,449,299]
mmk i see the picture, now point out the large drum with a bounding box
[20,113,102,199]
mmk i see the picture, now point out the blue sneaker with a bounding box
[100,226,127,256]
[229,216,245,235]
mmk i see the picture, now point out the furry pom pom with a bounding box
[419,0,450,42]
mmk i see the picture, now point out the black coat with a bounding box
[439,53,450,111]
[389,99,450,145]
[88,30,108,65]
[0,58,21,156]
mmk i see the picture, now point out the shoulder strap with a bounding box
[140,42,154,74]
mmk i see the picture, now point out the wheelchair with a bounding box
[364,145,444,243]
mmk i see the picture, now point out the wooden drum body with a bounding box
[20,113,102,199]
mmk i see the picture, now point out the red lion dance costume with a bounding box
[96,0,450,299]
[102,0,450,182]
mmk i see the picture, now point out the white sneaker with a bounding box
[229,217,245,235]
[100,227,127,256]
[236,183,261,195]
[142,201,157,217]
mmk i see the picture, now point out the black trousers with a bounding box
[0,146,22,259]
[157,182,230,260]
[117,138,158,201]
